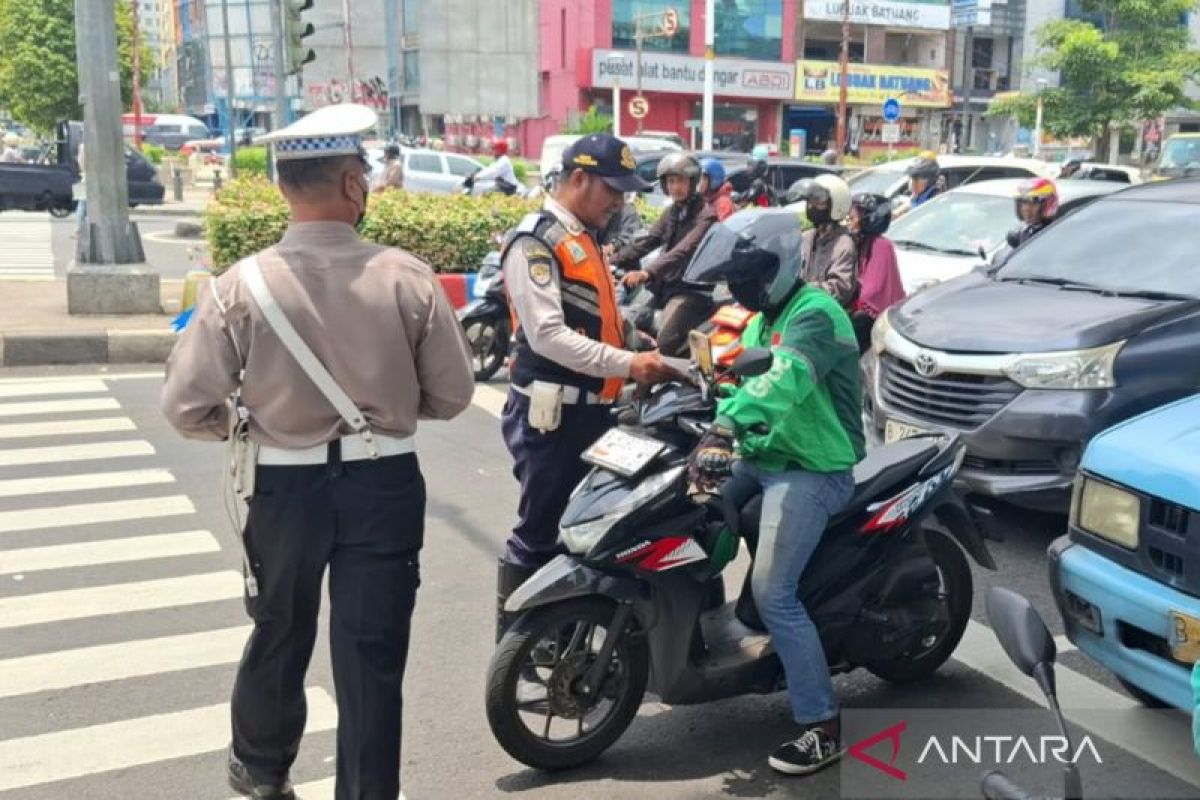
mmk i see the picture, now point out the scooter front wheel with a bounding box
[463,316,508,382]
[485,598,649,771]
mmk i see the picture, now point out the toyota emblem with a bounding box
[914,352,939,377]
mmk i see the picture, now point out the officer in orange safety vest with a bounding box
[496,133,683,637]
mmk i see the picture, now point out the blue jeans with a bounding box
[733,460,855,726]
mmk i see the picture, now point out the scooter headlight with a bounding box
[559,466,684,556]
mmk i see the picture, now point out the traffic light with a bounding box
[283,0,316,75]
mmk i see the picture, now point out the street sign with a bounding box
[684,119,702,129]
[881,123,901,144]
[662,8,680,37]
[882,98,901,122]
[628,96,650,119]
[952,0,992,27]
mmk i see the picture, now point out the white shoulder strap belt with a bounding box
[241,256,380,459]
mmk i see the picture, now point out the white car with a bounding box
[368,147,485,194]
[886,177,1125,293]
[538,134,681,180]
[847,155,1050,206]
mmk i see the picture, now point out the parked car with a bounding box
[1153,132,1200,180]
[847,155,1048,205]
[392,148,485,194]
[863,178,1200,512]
[1050,394,1200,711]
[132,114,212,150]
[885,178,1122,293]
[124,145,165,206]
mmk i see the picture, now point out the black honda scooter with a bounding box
[485,348,997,770]
[458,247,510,382]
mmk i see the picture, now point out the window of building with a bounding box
[714,0,783,60]
[804,41,864,63]
[612,0,690,53]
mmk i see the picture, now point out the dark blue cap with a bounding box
[561,133,654,192]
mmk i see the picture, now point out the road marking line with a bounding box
[0,570,242,629]
[472,384,507,418]
[0,372,162,385]
[229,777,336,800]
[0,530,219,575]
[0,687,336,792]
[957,620,1198,787]
[0,494,194,535]
[1054,633,1076,653]
[0,624,251,699]
[0,439,154,468]
[0,467,174,498]
[0,398,120,417]
[0,379,108,398]
[0,416,136,440]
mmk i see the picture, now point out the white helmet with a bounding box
[784,173,852,221]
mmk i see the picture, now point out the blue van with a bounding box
[1049,394,1200,710]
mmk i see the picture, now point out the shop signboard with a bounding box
[591,50,794,100]
[804,0,952,31]
[881,123,902,143]
[796,61,952,108]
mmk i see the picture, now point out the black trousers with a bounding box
[500,392,613,568]
[231,451,424,800]
[655,292,714,357]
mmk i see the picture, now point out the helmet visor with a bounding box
[683,208,802,285]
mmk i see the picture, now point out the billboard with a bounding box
[591,50,795,100]
[804,0,952,31]
[796,61,952,108]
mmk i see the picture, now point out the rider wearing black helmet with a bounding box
[733,155,777,208]
[611,152,717,355]
[905,155,941,208]
[683,209,865,778]
[846,193,905,352]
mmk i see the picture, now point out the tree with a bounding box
[563,105,615,136]
[0,0,149,133]
[988,0,1200,152]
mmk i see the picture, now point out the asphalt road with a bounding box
[0,366,1196,800]
[46,212,206,280]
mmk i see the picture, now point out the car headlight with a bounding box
[559,466,684,555]
[1071,475,1140,549]
[870,309,893,356]
[1003,341,1124,390]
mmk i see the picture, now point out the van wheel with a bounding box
[1116,676,1171,708]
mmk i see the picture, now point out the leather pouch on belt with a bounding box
[230,418,259,501]
[527,380,563,433]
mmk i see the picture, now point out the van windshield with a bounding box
[997,199,1200,299]
[1160,138,1200,169]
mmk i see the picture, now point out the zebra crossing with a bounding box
[0,375,337,798]
[0,212,57,282]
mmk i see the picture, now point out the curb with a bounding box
[1,330,177,367]
[131,205,207,218]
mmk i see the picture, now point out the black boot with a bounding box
[496,558,537,642]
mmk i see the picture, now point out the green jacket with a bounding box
[716,285,866,473]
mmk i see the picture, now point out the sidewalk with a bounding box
[134,186,213,218]
[0,280,182,367]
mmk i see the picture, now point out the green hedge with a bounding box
[141,144,166,165]
[205,177,664,275]
[205,177,536,274]
[233,146,269,176]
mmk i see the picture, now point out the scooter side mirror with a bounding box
[986,587,1057,693]
[731,348,773,378]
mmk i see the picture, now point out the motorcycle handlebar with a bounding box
[981,770,1043,800]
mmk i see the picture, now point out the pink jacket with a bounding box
[854,236,906,317]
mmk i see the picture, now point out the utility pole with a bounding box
[384,0,400,134]
[220,0,237,175]
[71,0,156,314]
[270,0,288,131]
[835,0,850,161]
[132,0,143,149]
[959,25,974,153]
[343,0,357,102]
[702,0,714,150]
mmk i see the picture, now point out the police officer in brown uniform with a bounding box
[161,104,474,800]
[496,133,682,635]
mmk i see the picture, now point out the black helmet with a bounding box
[746,156,768,180]
[684,208,803,313]
[384,143,401,159]
[655,153,701,193]
[850,192,892,237]
[906,156,940,181]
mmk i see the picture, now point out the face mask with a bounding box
[729,279,765,312]
[806,205,833,227]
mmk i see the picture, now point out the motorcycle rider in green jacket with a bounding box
[683,208,865,776]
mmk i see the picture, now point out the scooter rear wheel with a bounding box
[464,316,508,382]
[865,529,973,684]
[485,598,649,770]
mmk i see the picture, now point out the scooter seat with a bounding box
[735,437,941,541]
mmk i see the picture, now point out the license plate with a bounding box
[582,427,666,478]
[1169,610,1200,664]
[885,418,928,443]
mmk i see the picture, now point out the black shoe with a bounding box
[227,751,295,799]
[767,727,845,776]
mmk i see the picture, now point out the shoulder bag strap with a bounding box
[241,256,379,458]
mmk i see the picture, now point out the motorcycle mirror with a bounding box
[730,348,773,378]
[985,587,1057,695]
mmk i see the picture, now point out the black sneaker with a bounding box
[768,727,845,776]
[227,750,296,800]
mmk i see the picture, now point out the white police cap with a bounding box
[259,103,377,161]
